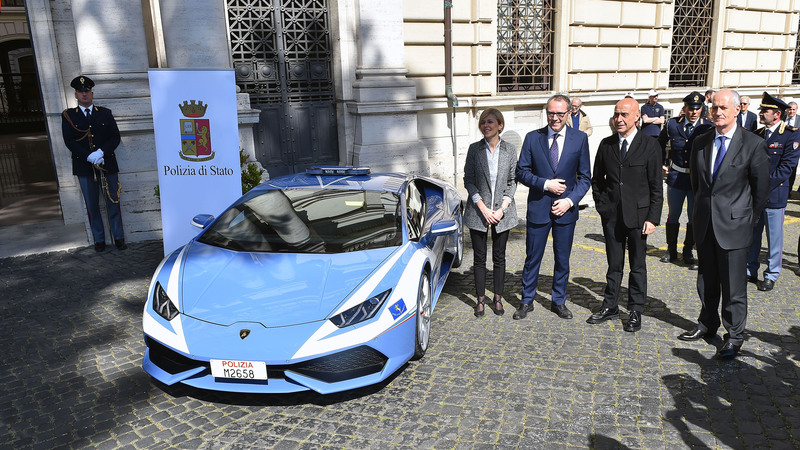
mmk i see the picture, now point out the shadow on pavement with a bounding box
[663,327,800,449]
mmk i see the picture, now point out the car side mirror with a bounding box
[191,214,215,229]
[430,219,458,235]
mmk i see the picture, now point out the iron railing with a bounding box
[0,73,44,130]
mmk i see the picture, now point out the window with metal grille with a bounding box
[226,0,334,104]
[793,15,800,84]
[669,0,713,87]
[497,0,555,92]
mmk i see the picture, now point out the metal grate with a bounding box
[669,0,713,87]
[793,15,800,85]
[497,0,555,92]
[226,0,334,104]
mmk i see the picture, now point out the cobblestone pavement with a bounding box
[2,200,800,449]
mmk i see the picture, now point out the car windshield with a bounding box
[198,188,402,253]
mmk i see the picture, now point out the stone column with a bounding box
[349,0,428,174]
[159,0,229,68]
[70,0,150,95]
[159,1,263,177]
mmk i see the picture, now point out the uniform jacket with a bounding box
[515,126,591,225]
[463,139,519,233]
[565,110,593,136]
[738,110,758,132]
[658,115,714,190]
[690,127,770,250]
[754,122,800,208]
[592,132,663,229]
[62,105,121,176]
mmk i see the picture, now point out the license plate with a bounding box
[210,359,268,380]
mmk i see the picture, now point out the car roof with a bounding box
[253,171,413,195]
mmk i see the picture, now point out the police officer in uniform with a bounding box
[746,92,800,291]
[61,75,127,252]
[640,89,665,138]
[658,91,713,270]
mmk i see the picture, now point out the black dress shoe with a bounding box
[715,340,741,360]
[747,275,759,284]
[550,303,573,319]
[94,242,106,252]
[624,311,641,332]
[586,307,619,324]
[660,252,677,263]
[115,239,128,250]
[512,303,534,320]
[683,253,698,270]
[677,326,712,341]
[757,278,775,291]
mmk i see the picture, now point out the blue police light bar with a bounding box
[306,166,371,176]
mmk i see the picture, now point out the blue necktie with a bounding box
[765,129,772,140]
[712,136,727,181]
[620,139,628,160]
[550,134,559,169]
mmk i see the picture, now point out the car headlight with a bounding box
[329,290,391,328]
[153,282,179,321]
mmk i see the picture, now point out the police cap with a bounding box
[683,91,704,110]
[70,75,94,92]
[759,91,789,111]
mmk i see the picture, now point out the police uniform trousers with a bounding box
[78,172,124,244]
[747,207,785,282]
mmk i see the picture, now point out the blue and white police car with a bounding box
[142,167,463,394]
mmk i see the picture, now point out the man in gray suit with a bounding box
[678,89,769,360]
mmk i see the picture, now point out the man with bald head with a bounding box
[678,89,769,360]
[588,97,663,332]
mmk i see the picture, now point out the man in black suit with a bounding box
[678,89,769,359]
[588,97,663,332]
[62,75,127,252]
[737,96,758,132]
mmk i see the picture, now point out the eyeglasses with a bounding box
[547,111,568,118]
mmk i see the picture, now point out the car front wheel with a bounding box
[412,271,431,360]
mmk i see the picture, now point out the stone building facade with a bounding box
[8,0,800,244]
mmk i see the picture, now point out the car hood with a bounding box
[179,242,397,327]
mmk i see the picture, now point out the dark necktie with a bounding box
[765,129,772,140]
[85,108,91,117]
[685,123,694,136]
[712,136,727,181]
[620,139,628,160]
[550,134,559,169]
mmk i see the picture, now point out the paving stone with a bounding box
[2,202,800,448]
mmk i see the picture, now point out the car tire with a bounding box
[412,270,431,360]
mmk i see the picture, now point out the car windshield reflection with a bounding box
[198,189,402,253]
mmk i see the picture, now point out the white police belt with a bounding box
[670,162,690,174]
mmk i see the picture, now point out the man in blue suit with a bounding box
[514,94,592,320]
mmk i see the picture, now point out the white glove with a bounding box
[87,149,103,164]
[97,157,105,166]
